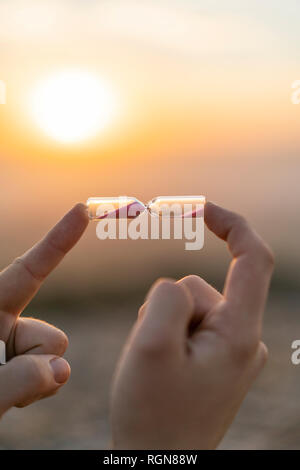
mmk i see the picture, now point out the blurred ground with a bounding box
[0,290,299,450]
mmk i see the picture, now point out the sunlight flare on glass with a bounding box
[31,70,117,143]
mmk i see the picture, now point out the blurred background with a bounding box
[0,0,300,449]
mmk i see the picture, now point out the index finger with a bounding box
[0,203,89,315]
[205,202,274,326]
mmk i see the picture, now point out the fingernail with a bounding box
[50,357,70,384]
[74,202,88,212]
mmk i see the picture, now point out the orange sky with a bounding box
[0,0,299,162]
[0,0,299,292]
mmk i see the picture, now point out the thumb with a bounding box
[135,279,194,355]
[0,354,70,417]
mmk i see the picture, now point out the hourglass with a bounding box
[86,196,206,220]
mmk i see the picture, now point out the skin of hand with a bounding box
[0,203,89,418]
[111,202,275,450]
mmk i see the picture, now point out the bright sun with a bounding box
[31,70,117,143]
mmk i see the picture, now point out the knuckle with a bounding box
[236,213,247,226]
[12,257,42,282]
[257,342,269,367]
[229,336,260,364]
[155,279,178,295]
[182,274,200,284]
[231,212,248,230]
[146,278,176,301]
[151,277,174,291]
[260,244,275,270]
[150,279,189,306]
[53,330,69,356]
[156,278,178,289]
[178,275,201,291]
[11,256,23,268]
[23,356,47,388]
[250,238,274,270]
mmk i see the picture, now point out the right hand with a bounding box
[111,202,274,449]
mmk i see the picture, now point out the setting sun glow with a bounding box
[31,70,117,143]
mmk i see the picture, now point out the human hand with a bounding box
[111,202,274,449]
[0,204,88,418]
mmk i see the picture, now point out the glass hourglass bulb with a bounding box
[86,197,145,220]
[146,196,205,218]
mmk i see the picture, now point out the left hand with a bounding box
[0,203,89,418]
